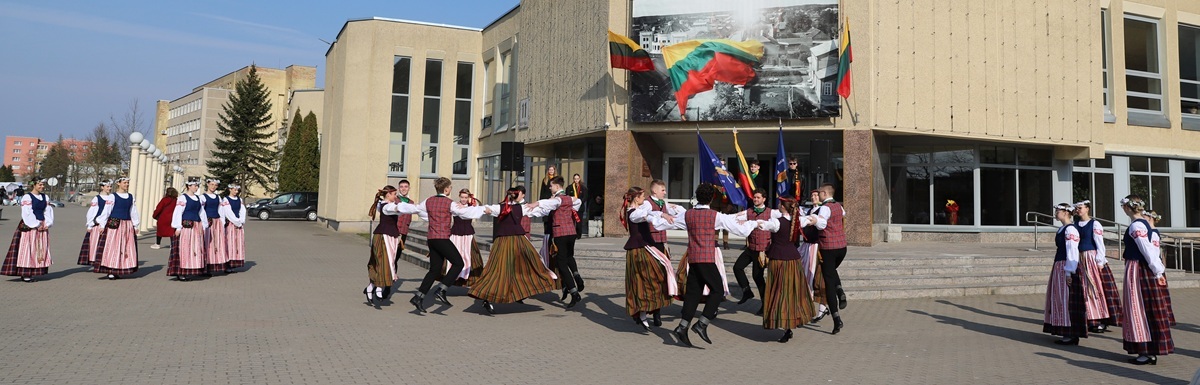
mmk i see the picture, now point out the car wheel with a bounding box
[306,211,317,221]
[258,210,271,221]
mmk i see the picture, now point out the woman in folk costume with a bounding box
[1074,200,1120,333]
[526,176,587,308]
[448,188,485,286]
[200,179,228,272]
[1043,203,1088,346]
[93,177,140,280]
[220,184,248,273]
[467,187,557,314]
[150,187,179,250]
[622,187,679,331]
[1120,200,1175,365]
[169,181,210,281]
[2,178,54,282]
[799,189,829,323]
[78,179,113,266]
[757,197,816,343]
[514,185,557,285]
[363,185,402,306]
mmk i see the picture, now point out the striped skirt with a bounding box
[225,222,245,268]
[204,218,228,270]
[93,220,138,275]
[1079,252,1110,321]
[625,246,676,317]
[798,242,827,306]
[1,228,52,277]
[77,227,104,265]
[447,235,484,286]
[1121,259,1175,355]
[467,235,556,304]
[674,249,729,300]
[367,233,400,289]
[1095,263,1122,326]
[1043,260,1087,338]
[763,258,816,330]
[168,226,208,276]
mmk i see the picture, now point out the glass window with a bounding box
[392,57,411,94]
[981,146,1017,165]
[1095,155,1113,169]
[389,56,412,176]
[890,146,929,164]
[1073,159,1090,168]
[1187,177,1200,227]
[1151,175,1171,226]
[934,166,974,225]
[1182,24,1200,117]
[1129,156,1149,172]
[1124,15,1164,113]
[453,62,473,176]
[498,51,512,130]
[456,62,473,99]
[424,60,442,97]
[1186,160,1200,173]
[667,157,696,208]
[1150,157,1169,173]
[931,146,974,164]
[422,98,440,174]
[273,194,291,204]
[980,168,1017,225]
[1094,173,1115,220]
[1018,170,1053,226]
[1017,148,1052,167]
[295,194,306,204]
[891,166,932,224]
[1103,10,1112,115]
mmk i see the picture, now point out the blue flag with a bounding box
[697,133,747,208]
[774,127,791,198]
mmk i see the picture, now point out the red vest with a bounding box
[685,208,719,263]
[649,198,668,244]
[521,214,532,234]
[425,196,453,240]
[551,195,577,237]
[396,196,414,234]
[746,207,772,252]
[818,202,847,250]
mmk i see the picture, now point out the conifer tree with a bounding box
[206,65,277,194]
[277,110,320,192]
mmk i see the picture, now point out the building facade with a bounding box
[3,136,40,179]
[317,0,1200,243]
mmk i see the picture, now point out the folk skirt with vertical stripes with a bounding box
[625,246,676,317]
[77,227,104,266]
[467,235,556,304]
[1079,252,1110,322]
[1094,263,1122,327]
[798,242,827,307]
[367,234,400,289]
[1043,260,1087,338]
[763,259,816,330]
[1,228,51,277]
[1122,259,1175,355]
[448,235,484,286]
[224,222,245,268]
[204,218,228,271]
[168,226,208,276]
[93,220,138,275]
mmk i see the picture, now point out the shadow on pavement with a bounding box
[1034,352,1188,385]
[997,301,1044,315]
[936,299,1042,325]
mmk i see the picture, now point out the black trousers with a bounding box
[733,248,765,295]
[553,235,578,291]
[681,263,724,322]
[820,247,847,310]
[419,239,464,294]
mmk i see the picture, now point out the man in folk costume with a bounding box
[201,179,228,273]
[667,183,759,347]
[396,179,415,248]
[732,189,769,314]
[527,176,585,308]
[93,177,140,280]
[812,183,847,334]
[646,180,683,256]
[2,177,54,282]
[398,177,474,313]
[78,179,113,266]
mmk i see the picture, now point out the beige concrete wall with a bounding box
[319,19,482,232]
[153,100,169,151]
[285,89,324,142]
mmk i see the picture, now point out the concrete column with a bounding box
[602,130,660,237]
[842,129,876,246]
[129,146,143,231]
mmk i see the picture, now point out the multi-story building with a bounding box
[317,0,1200,242]
[156,64,317,197]
[3,136,40,179]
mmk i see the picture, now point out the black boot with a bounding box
[652,311,662,327]
[573,273,586,292]
[754,305,764,316]
[778,329,793,343]
[433,286,451,306]
[560,288,569,301]
[691,319,713,344]
[483,300,495,315]
[1053,337,1080,346]
[832,315,844,335]
[737,287,754,305]
[837,287,847,310]
[409,293,427,313]
[566,291,581,308]
[673,324,692,347]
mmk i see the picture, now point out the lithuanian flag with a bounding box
[732,130,755,199]
[608,30,654,72]
[662,39,765,119]
[837,20,853,99]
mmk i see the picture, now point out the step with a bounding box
[840,273,1049,288]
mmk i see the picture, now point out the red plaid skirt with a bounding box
[76,228,104,266]
[1122,260,1175,355]
[1043,261,1087,338]
[167,227,209,277]
[2,228,50,277]
[1089,264,1122,327]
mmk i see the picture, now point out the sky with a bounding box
[0,0,519,142]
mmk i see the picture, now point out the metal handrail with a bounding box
[1024,211,1058,251]
[1025,211,1197,273]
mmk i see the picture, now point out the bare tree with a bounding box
[109,99,146,170]
[82,122,122,189]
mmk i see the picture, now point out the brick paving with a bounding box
[0,205,1196,384]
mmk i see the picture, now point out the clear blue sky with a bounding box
[0,0,519,142]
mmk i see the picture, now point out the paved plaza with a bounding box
[0,205,1197,384]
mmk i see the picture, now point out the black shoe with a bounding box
[561,289,569,302]
[832,317,844,335]
[434,289,451,306]
[811,308,829,324]
[1054,337,1080,346]
[837,289,848,310]
[574,274,586,292]
[673,325,692,347]
[483,301,495,315]
[363,288,375,305]
[409,294,427,313]
[652,311,662,327]
[754,305,764,316]
[778,329,793,343]
[737,287,754,305]
[1129,355,1157,365]
[515,299,525,304]
[21,277,32,283]
[1088,326,1104,334]
[225,269,234,274]
[107,274,118,280]
[691,322,713,344]
[566,292,581,308]
[176,275,188,282]
[640,318,652,332]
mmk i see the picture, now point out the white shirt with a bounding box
[171,194,210,230]
[20,194,54,228]
[812,200,846,230]
[1076,219,1107,265]
[1128,221,1165,278]
[1058,225,1081,274]
[759,211,809,233]
[667,205,759,237]
[394,196,476,221]
[219,196,248,228]
[627,201,676,231]
[85,194,113,229]
[531,193,584,213]
[96,192,140,229]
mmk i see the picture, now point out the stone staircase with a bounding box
[397,225,1200,300]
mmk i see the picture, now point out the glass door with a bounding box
[663,154,697,238]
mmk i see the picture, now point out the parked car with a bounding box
[246,198,272,218]
[48,200,66,208]
[255,192,318,221]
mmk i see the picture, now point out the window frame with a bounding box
[452,61,473,177]
[389,56,413,177]
[1180,23,1200,130]
[1123,13,1170,127]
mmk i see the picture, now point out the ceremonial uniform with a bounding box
[2,193,54,280]
[759,213,816,332]
[669,204,758,345]
[532,192,585,297]
[1121,220,1175,358]
[367,200,403,300]
[1076,219,1118,330]
[168,194,210,279]
[220,196,248,270]
[202,192,228,271]
[624,201,678,323]
[467,203,557,310]
[732,206,770,303]
[93,192,140,277]
[1043,225,1087,341]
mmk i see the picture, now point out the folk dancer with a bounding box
[668,183,759,347]
[1075,200,1120,333]
[812,183,848,334]
[1043,203,1088,346]
[201,179,228,273]
[800,189,829,323]
[527,176,585,308]
[623,187,679,331]
[733,188,770,314]
[448,189,485,286]
[78,179,113,266]
[468,187,557,314]
[646,179,684,256]
[395,180,415,265]
[93,177,140,279]
[514,185,554,280]
[220,184,247,273]
[758,197,816,343]
[1120,198,1175,365]
[399,177,473,313]
[2,178,54,282]
[168,181,209,281]
[364,186,402,305]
